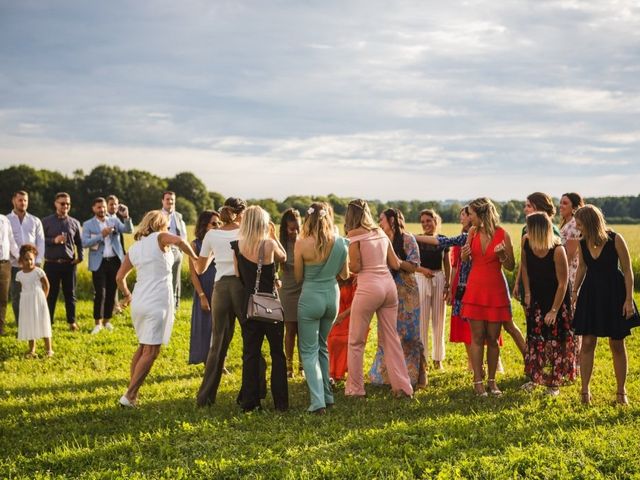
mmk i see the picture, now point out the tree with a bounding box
[168,172,213,214]
[175,197,197,224]
[209,191,226,210]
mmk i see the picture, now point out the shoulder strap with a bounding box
[316,238,347,278]
[253,241,265,294]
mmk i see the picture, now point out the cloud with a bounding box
[0,0,639,199]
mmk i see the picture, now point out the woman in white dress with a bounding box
[116,210,201,407]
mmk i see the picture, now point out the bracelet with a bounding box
[198,292,206,297]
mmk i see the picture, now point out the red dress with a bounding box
[328,282,355,380]
[449,245,472,344]
[461,227,512,323]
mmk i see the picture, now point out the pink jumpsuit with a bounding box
[345,230,413,397]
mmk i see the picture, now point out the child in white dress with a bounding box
[16,245,53,358]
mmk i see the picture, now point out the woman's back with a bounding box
[350,229,391,276]
[303,236,348,286]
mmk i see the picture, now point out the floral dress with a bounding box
[523,240,577,387]
[369,233,427,386]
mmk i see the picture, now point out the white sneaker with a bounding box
[91,324,103,334]
[119,394,136,408]
[104,322,114,331]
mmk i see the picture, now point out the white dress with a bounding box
[16,268,52,340]
[128,232,175,345]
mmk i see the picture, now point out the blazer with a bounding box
[82,216,133,271]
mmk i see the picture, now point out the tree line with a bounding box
[2,164,639,224]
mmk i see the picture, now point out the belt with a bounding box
[45,258,74,264]
[0,259,9,264]
[102,256,119,262]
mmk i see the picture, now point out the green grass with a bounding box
[1,294,639,479]
[2,222,640,478]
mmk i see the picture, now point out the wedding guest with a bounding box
[16,245,52,357]
[116,211,200,407]
[572,205,639,405]
[462,198,515,397]
[509,192,559,358]
[82,197,133,333]
[559,192,584,287]
[188,210,220,365]
[42,193,83,331]
[232,206,288,412]
[520,213,577,395]
[0,213,20,335]
[161,191,188,309]
[295,202,349,414]
[278,208,303,378]
[344,199,413,399]
[369,208,427,388]
[415,209,450,370]
[195,197,249,407]
[415,207,505,373]
[328,276,356,382]
[7,190,45,325]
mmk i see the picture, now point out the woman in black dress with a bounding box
[520,213,577,395]
[232,206,288,412]
[572,205,639,405]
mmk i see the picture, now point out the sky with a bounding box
[1,0,639,201]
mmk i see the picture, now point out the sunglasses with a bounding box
[209,220,222,226]
[57,201,71,206]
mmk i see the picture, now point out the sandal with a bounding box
[616,392,629,406]
[473,380,488,397]
[520,381,536,393]
[580,392,591,405]
[487,379,502,396]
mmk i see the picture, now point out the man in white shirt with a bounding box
[0,212,20,335]
[161,191,187,309]
[7,190,45,326]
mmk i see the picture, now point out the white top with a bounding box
[97,219,114,257]
[0,215,20,262]
[6,211,44,266]
[200,228,239,281]
[128,232,175,345]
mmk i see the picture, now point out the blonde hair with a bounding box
[468,197,500,238]
[526,212,559,251]
[344,199,377,233]
[301,202,335,260]
[134,210,168,240]
[575,204,608,247]
[420,208,442,234]
[238,206,270,255]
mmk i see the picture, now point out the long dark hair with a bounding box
[279,208,301,247]
[195,210,218,241]
[382,208,407,261]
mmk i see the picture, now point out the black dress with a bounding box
[574,231,640,340]
[231,241,288,412]
[523,241,577,386]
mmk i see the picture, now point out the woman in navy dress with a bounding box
[188,210,220,364]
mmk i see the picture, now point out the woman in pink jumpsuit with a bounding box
[344,199,413,398]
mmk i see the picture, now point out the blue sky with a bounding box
[1,0,639,200]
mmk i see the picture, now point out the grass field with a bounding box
[1,223,639,478]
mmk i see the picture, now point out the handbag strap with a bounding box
[253,241,265,295]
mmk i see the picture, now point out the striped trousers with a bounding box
[416,271,447,362]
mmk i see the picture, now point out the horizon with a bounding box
[1,1,639,200]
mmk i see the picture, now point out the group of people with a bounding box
[1,189,637,411]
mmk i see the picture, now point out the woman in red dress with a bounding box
[462,198,515,396]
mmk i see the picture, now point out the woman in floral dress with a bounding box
[521,213,577,395]
[369,209,427,388]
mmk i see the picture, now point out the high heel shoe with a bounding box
[473,380,488,397]
[580,392,591,405]
[616,392,629,406]
[487,379,502,396]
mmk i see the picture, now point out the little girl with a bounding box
[16,244,53,358]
